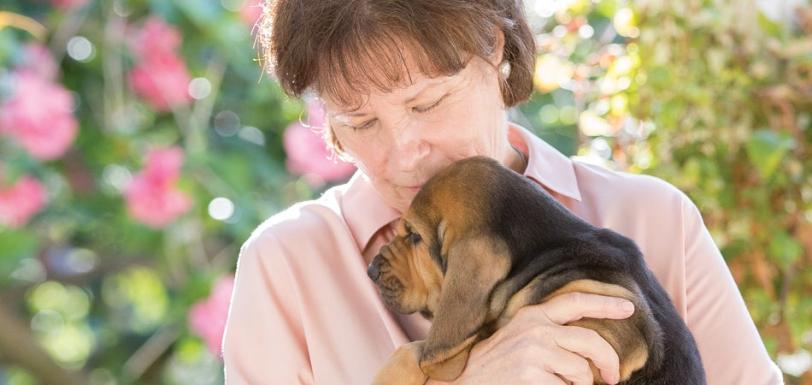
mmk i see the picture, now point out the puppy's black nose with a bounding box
[367,260,381,281]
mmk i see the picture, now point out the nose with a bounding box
[367,258,381,281]
[389,121,429,170]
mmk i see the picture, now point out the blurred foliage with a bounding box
[631,1,812,382]
[0,1,311,384]
[517,0,812,382]
[0,0,809,384]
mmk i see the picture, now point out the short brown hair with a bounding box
[257,0,536,108]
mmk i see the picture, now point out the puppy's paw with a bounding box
[372,341,428,385]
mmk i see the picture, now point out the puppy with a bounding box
[367,156,706,385]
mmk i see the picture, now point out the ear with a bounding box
[487,28,506,67]
[419,235,511,381]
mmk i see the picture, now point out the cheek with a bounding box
[430,106,502,158]
[337,136,414,205]
[427,82,506,158]
[336,133,388,176]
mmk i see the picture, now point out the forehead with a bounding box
[316,34,471,111]
[322,73,453,114]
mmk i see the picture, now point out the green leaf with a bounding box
[595,0,619,18]
[768,230,802,270]
[174,0,223,25]
[647,66,671,88]
[0,228,39,286]
[0,228,39,263]
[756,11,783,38]
[745,130,794,180]
[0,29,19,67]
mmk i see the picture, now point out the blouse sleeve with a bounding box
[222,231,315,385]
[681,196,784,384]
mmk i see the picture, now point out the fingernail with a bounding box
[604,372,620,384]
[621,301,635,313]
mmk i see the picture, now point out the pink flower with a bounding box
[124,147,192,228]
[283,101,356,186]
[0,175,46,228]
[141,145,184,181]
[0,71,78,160]
[239,0,264,27]
[128,55,192,112]
[188,274,235,358]
[128,18,191,111]
[130,17,182,61]
[20,43,58,80]
[51,0,89,10]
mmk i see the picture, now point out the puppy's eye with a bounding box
[408,232,422,244]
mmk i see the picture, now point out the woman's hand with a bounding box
[424,291,636,385]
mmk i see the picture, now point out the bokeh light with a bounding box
[208,197,235,221]
[66,36,94,62]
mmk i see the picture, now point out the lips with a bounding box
[395,180,424,190]
[405,185,423,193]
[393,179,427,194]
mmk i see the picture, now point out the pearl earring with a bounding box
[499,61,511,78]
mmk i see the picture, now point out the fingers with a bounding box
[501,330,615,385]
[465,291,633,385]
[539,291,635,325]
[542,346,595,385]
[535,372,570,385]
[554,325,620,384]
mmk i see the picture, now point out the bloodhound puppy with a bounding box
[367,156,705,385]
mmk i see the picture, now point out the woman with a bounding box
[222,1,783,384]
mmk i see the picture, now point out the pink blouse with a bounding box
[222,124,783,384]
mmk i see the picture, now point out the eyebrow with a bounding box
[404,78,449,104]
[333,77,452,117]
[340,111,372,118]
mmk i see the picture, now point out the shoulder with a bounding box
[239,185,351,261]
[570,159,706,246]
[572,159,694,214]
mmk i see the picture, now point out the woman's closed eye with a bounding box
[343,93,450,131]
[350,119,377,131]
[412,94,448,113]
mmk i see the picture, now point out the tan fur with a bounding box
[412,241,443,313]
[418,236,511,381]
[371,341,427,385]
[543,279,637,302]
[496,275,544,328]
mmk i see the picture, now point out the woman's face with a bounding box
[322,49,516,213]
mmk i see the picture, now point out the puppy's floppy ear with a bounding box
[419,234,510,381]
